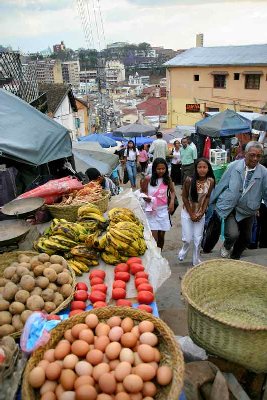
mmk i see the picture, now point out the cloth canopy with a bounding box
[78,133,117,148]
[0,89,72,166]
[113,123,156,138]
[252,114,267,131]
[196,109,251,137]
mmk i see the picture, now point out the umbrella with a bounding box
[252,114,267,131]
[105,133,154,147]
[72,141,119,176]
[78,133,117,148]
[196,109,251,137]
[113,123,156,138]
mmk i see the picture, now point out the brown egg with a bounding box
[121,318,134,333]
[135,363,156,381]
[120,333,137,349]
[138,321,154,334]
[129,393,142,400]
[86,349,104,365]
[115,393,131,400]
[55,384,64,399]
[74,375,95,389]
[79,328,94,344]
[109,359,120,370]
[131,326,140,338]
[85,314,99,329]
[114,361,132,382]
[137,344,155,362]
[93,362,110,381]
[54,341,71,360]
[95,322,110,337]
[133,352,142,366]
[71,340,90,357]
[29,366,46,388]
[75,384,97,400]
[40,380,57,395]
[142,381,157,397]
[99,372,116,394]
[38,360,50,371]
[63,354,79,369]
[60,392,76,400]
[116,382,124,394]
[142,397,154,400]
[60,369,76,390]
[95,335,110,352]
[45,362,62,381]
[102,354,110,364]
[123,374,143,393]
[157,365,173,385]
[64,329,75,343]
[109,326,124,342]
[71,323,88,338]
[43,349,55,362]
[97,394,113,400]
[105,342,122,360]
[107,316,122,327]
[139,332,158,347]
[75,361,93,376]
[40,392,56,400]
[119,348,134,365]
[154,348,161,362]
[149,361,158,372]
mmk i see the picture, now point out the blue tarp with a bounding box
[79,133,117,148]
[104,133,154,146]
[196,109,251,137]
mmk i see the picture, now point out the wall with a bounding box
[53,60,63,84]
[76,100,89,136]
[166,65,267,127]
[53,95,76,138]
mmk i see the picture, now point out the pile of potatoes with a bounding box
[0,253,73,337]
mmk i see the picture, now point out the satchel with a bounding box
[167,188,179,216]
[201,210,221,253]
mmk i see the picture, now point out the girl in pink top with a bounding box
[138,144,149,173]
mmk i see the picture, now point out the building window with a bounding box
[207,107,219,112]
[194,75,199,81]
[234,73,240,80]
[245,74,260,89]
[214,75,226,88]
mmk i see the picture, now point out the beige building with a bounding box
[105,60,125,85]
[62,61,80,89]
[32,59,63,84]
[165,44,267,127]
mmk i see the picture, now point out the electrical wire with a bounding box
[84,0,95,50]
[97,0,106,48]
[92,0,101,51]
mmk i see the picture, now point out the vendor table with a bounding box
[212,164,227,183]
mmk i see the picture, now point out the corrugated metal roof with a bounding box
[164,44,267,67]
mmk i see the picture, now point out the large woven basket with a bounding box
[0,251,76,339]
[182,259,267,373]
[22,307,184,400]
[46,190,110,222]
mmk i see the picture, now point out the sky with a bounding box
[0,0,267,53]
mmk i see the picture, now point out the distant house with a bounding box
[121,107,138,125]
[137,97,167,128]
[75,98,90,136]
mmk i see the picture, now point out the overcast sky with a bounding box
[0,0,267,53]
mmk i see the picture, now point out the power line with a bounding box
[92,0,101,51]
[97,0,106,48]
[84,0,95,50]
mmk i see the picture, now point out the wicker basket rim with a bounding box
[46,190,110,209]
[181,258,267,331]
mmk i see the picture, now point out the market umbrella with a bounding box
[105,133,154,146]
[252,114,267,131]
[113,123,156,138]
[78,133,117,148]
[196,109,251,137]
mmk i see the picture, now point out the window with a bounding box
[207,107,219,112]
[234,73,240,80]
[214,75,226,88]
[245,74,260,89]
[194,74,199,81]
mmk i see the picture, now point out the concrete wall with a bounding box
[53,95,76,138]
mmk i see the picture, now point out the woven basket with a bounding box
[0,251,76,339]
[46,190,110,222]
[182,259,267,373]
[22,307,184,400]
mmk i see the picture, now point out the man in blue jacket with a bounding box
[210,141,267,260]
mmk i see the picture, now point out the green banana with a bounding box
[43,238,70,251]
[50,235,77,247]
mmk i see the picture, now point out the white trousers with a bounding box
[179,208,205,266]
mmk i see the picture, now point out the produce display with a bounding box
[60,182,107,206]
[28,313,173,399]
[0,253,74,337]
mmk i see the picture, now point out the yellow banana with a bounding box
[70,246,99,259]
[78,204,102,217]
[108,228,133,244]
[106,232,130,251]
[104,244,120,258]
[71,259,90,273]
[101,252,119,265]
[68,260,82,276]
[73,256,97,266]
[80,213,106,223]
[50,235,77,247]
[95,234,107,250]
[43,239,70,251]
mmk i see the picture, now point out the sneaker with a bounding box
[220,245,231,258]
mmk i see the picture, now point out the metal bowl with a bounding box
[1,198,44,218]
[0,220,31,246]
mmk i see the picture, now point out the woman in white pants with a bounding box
[179,158,215,266]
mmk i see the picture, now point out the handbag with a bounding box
[201,210,222,253]
[167,188,179,216]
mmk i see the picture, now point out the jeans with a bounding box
[224,212,254,257]
[126,160,137,187]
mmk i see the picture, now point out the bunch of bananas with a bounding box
[77,203,108,229]
[108,208,143,226]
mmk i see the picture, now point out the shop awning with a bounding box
[210,71,229,75]
[242,71,263,75]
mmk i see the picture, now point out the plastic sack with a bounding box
[176,336,207,362]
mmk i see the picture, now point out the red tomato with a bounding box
[137,283,153,293]
[137,291,154,304]
[112,288,126,300]
[90,277,104,286]
[76,282,88,291]
[70,301,86,310]
[126,257,142,265]
[89,291,106,303]
[69,309,84,317]
[116,299,132,307]
[89,270,106,280]
[113,280,126,289]
[91,284,107,293]
[135,271,149,279]
[74,290,88,301]
[135,278,149,288]
[137,304,153,313]
[114,263,129,273]
[93,301,107,308]
[130,263,145,275]
[114,272,130,282]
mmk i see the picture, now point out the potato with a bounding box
[15,290,30,304]
[61,259,68,268]
[20,275,35,291]
[0,300,10,311]
[17,255,31,263]
[60,284,72,299]
[0,278,8,287]
[0,288,4,295]
[44,302,56,313]
[38,253,50,263]
[0,311,12,325]
[50,263,64,274]
[16,266,30,277]
[36,276,49,289]
[11,274,20,284]
[21,310,33,324]
[30,256,42,268]
[43,268,57,282]
[3,282,18,301]
[41,289,54,302]
[43,262,51,268]
[50,255,64,264]
[53,293,64,307]
[26,295,45,311]
[3,266,17,280]
[18,262,31,270]
[57,272,70,285]
[33,264,45,277]
[12,315,24,330]
[0,324,15,337]
[10,262,19,268]
[47,283,58,291]
[9,302,25,315]
[31,287,42,296]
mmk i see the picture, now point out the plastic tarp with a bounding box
[252,114,267,131]
[196,109,251,137]
[0,89,72,165]
[104,133,154,146]
[78,133,117,148]
[72,141,119,176]
[113,123,156,137]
